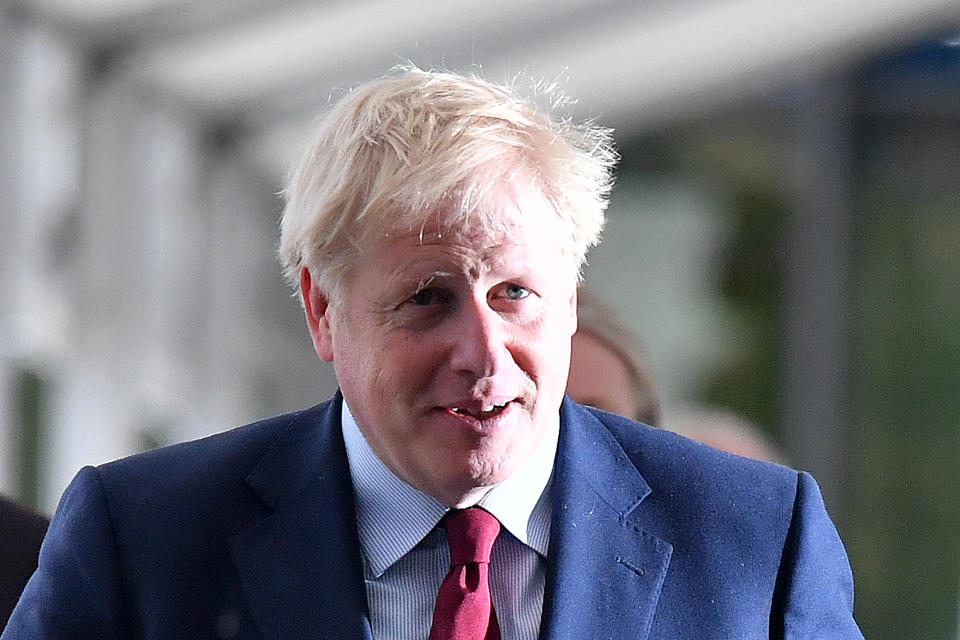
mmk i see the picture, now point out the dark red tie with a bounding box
[429,507,502,640]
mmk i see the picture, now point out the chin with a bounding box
[466,452,518,485]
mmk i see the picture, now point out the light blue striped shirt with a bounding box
[341,401,556,640]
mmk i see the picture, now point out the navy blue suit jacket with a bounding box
[4,395,863,638]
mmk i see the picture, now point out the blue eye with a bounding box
[411,289,435,306]
[505,284,529,300]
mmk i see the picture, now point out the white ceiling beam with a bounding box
[544,0,960,130]
[136,0,960,116]
[133,0,602,107]
[26,0,194,28]
[233,0,959,178]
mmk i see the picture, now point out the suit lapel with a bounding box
[540,399,673,640]
[227,395,374,639]
[223,395,671,639]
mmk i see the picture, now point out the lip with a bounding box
[436,399,520,432]
[442,392,519,413]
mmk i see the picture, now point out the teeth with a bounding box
[451,403,508,417]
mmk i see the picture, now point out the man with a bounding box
[4,67,863,639]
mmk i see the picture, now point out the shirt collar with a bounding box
[341,399,557,578]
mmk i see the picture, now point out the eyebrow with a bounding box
[413,271,453,293]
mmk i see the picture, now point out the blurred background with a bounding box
[1,0,958,637]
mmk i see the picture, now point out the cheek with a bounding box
[330,324,392,399]
[519,324,573,387]
[366,332,441,393]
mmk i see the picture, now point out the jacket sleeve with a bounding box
[771,471,865,639]
[2,466,126,640]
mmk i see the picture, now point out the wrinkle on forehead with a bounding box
[350,183,575,294]
[369,232,525,300]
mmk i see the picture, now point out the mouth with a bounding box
[448,402,512,420]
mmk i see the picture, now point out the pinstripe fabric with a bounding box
[342,402,556,640]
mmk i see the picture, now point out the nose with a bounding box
[448,298,511,378]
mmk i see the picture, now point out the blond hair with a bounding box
[279,65,617,300]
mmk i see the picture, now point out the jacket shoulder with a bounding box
[569,402,801,547]
[581,404,796,488]
[93,399,338,520]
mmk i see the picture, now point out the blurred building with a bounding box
[1,2,959,638]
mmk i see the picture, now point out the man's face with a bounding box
[303,188,578,507]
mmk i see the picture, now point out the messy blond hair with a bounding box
[279,65,617,300]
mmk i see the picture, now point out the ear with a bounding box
[300,267,335,362]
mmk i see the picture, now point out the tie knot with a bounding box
[443,507,501,566]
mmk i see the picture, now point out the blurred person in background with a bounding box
[0,495,48,629]
[566,288,661,426]
[667,406,788,465]
[565,290,786,465]
[5,66,863,639]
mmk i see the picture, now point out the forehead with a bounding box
[344,203,576,296]
[334,181,578,299]
[375,219,568,280]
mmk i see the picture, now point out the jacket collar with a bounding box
[540,398,673,640]
[226,394,671,640]
[227,392,374,639]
